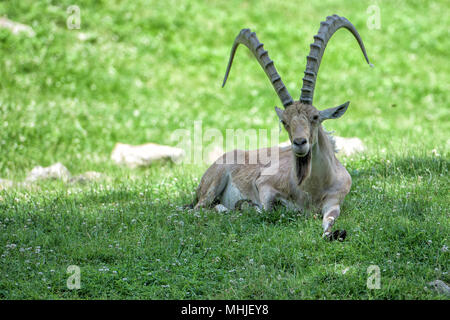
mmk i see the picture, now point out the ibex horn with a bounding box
[300,15,373,105]
[222,29,294,108]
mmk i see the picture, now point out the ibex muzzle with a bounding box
[193,15,372,241]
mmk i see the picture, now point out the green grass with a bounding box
[0,0,449,299]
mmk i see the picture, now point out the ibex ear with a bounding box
[319,101,350,122]
[275,106,284,120]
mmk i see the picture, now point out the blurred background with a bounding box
[0,0,448,178]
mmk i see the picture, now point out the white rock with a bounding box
[427,280,450,297]
[70,171,104,184]
[25,163,71,182]
[0,17,35,37]
[334,136,365,156]
[0,179,13,191]
[111,143,185,168]
[214,204,229,213]
[77,32,94,42]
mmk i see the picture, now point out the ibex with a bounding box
[193,15,372,240]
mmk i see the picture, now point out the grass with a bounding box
[0,0,449,299]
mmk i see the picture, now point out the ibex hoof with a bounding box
[235,199,260,212]
[324,229,347,242]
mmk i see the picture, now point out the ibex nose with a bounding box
[293,138,307,147]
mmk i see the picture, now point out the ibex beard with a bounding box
[192,15,373,241]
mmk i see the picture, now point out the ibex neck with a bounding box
[310,126,336,180]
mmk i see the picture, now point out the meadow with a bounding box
[0,0,448,299]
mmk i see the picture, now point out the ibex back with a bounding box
[193,15,372,240]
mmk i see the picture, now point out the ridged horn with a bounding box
[300,15,373,105]
[222,28,294,108]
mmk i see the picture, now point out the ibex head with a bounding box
[222,15,372,159]
[274,101,349,157]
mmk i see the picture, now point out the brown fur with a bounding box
[193,102,352,238]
